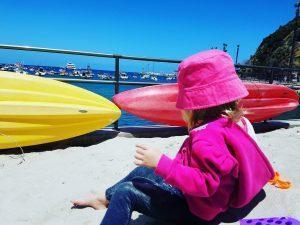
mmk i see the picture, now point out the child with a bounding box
[72,50,274,225]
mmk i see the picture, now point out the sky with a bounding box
[0,0,297,72]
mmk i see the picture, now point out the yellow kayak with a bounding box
[0,71,121,150]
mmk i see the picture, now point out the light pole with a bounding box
[235,44,240,64]
[289,2,300,68]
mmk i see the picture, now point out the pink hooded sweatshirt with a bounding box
[155,117,274,221]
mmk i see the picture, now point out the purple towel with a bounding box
[240,217,300,225]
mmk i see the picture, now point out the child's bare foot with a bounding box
[71,193,109,210]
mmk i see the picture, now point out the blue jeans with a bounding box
[101,166,206,225]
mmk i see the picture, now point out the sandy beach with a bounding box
[0,120,299,225]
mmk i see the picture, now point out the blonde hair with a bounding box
[187,101,244,129]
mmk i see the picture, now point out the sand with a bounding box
[0,120,299,225]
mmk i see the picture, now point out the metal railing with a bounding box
[236,64,300,84]
[0,44,299,130]
[0,44,181,130]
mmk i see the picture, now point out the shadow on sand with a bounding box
[130,190,266,225]
[0,120,291,155]
[0,129,119,155]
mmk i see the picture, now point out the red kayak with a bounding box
[113,83,299,126]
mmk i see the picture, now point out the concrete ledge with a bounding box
[117,125,188,138]
[253,121,290,133]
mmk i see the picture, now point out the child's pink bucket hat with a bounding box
[176,50,249,110]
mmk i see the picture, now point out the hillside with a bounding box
[250,19,299,68]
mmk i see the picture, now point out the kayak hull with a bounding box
[113,83,299,126]
[0,71,121,150]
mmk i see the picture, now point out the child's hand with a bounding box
[134,144,162,169]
